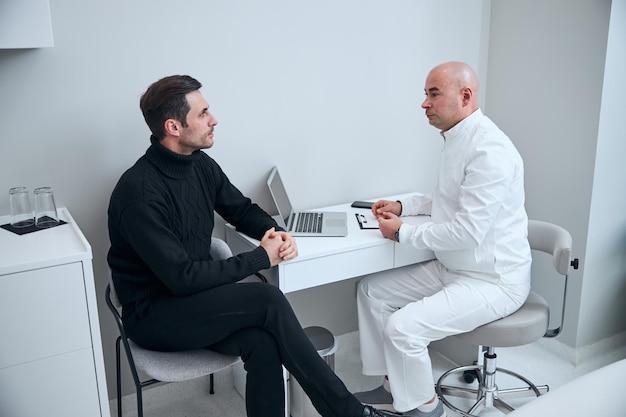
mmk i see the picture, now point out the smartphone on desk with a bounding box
[351,201,374,209]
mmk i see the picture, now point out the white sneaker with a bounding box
[402,399,446,417]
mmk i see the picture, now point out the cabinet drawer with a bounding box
[0,262,92,368]
[281,245,394,293]
[0,348,101,417]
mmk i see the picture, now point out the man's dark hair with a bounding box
[139,75,203,140]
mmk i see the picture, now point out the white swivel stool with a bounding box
[436,220,579,417]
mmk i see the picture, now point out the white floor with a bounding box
[110,331,626,417]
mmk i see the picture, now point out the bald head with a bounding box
[431,61,479,97]
[422,61,480,131]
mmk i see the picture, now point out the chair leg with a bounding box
[136,387,144,417]
[116,337,123,417]
[436,347,548,417]
[116,335,148,417]
[210,373,215,394]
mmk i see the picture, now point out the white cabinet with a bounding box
[0,208,109,417]
[0,0,54,48]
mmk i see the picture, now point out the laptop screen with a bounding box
[267,167,293,226]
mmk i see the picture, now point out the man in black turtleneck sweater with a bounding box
[107,75,391,417]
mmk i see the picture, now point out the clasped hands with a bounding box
[371,199,403,241]
[261,227,299,266]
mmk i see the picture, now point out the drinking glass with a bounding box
[34,187,60,228]
[9,187,35,228]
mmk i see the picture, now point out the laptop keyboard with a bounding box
[294,212,323,233]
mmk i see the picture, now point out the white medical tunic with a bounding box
[399,109,531,283]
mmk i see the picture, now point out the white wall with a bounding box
[486,0,626,351]
[0,0,488,398]
[580,0,626,348]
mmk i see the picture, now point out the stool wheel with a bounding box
[463,369,478,384]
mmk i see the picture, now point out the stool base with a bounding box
[436,364,548,417]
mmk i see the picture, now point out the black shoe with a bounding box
[362,405,401,417]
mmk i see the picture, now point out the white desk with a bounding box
[226,200,434,417]
[225,200,434,294]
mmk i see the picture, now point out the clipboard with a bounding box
[355,213,379,229]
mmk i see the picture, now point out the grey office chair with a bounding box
[435,220,579,417]
[105,238,242,417]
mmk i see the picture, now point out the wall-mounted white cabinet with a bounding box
[0,208,109,417]
[0,0,54,48]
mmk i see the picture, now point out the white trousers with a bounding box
[357,260,530,412]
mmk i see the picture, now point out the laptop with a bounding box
[267,166,348,237]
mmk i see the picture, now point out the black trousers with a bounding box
[124,282,363,417]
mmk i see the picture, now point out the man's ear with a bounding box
[164,119,181,137]
[461,87,473,106]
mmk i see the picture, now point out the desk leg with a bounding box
[284,367,290,417]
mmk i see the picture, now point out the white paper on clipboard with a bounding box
[355,212,379,229]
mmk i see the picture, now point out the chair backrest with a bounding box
[527,220,574,276]
[210,237,233,260]
[106,237,234,333]
[105,272,128,344]
[107,276,122,309]
[105,282,128,343]
[107,237,232,309]
[527,220,579,338]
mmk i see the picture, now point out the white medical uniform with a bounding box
[357,109,532,412]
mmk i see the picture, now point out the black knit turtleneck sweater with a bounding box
[107,137,278,307]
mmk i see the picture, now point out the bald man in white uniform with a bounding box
[354,62,532,417]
